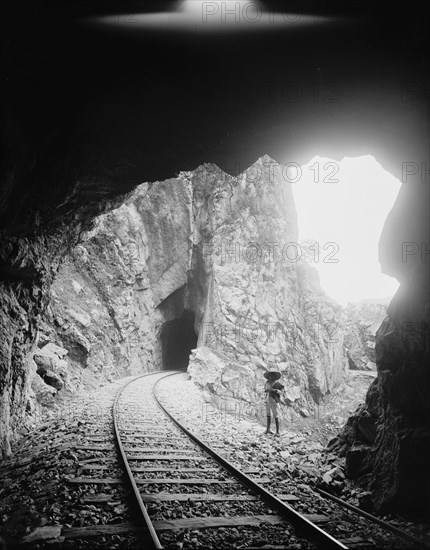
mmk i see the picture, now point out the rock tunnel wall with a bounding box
[1,1,428,520]
[330,174,430,517]
[0,227,82,456]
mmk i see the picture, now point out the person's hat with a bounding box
[264,370,281,380]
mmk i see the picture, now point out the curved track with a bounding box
[114,372,346,549]
[59,371,429,550]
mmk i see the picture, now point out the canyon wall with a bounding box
[0,158,193,456]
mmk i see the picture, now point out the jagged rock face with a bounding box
[41,179,193,391]
[331,174,430,518]
[0,226,83,457]
[186,158,348,417]
[342,302,388,370]
[370,268,429,516]
[0,138,147,457]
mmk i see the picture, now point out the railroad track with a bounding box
[56,371,429,550]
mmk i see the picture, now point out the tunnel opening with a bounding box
[160,310,198,371]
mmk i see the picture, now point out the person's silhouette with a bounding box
[263,370,283,437]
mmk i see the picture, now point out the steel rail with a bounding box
[314,487,430,549]
[113,372,164,550]
[153,371,348,550]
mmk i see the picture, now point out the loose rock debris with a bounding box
[1,372,429,549]
[156,373,430,549]
[0,378,139,549]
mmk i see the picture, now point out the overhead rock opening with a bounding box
[160,310,198,371]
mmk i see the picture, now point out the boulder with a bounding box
[284,385,301,404]
[188,347,226,389]
[39,342,68,358]
[33,343,68,380]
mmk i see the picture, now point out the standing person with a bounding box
[263,370,283,437]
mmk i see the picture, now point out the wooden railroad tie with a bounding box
[61,513,331,539]
[80,492,301,504]
[65,476,271,485]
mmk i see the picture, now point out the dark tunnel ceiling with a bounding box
[1,1,429,199]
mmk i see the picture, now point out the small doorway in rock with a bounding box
[160,310,198,371]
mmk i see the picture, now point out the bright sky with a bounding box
[291,155,401,305]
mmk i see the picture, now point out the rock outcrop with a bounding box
[342,302,388,371]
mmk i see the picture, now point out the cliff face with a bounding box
[187,157,347,418]
[39,178,193,394]
[24,157,347,436]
